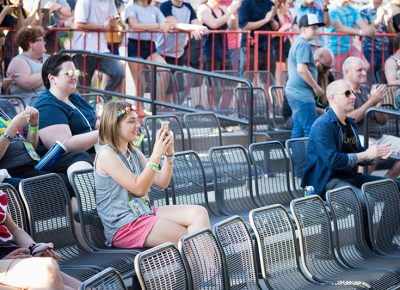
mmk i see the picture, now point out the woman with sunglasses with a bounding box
[33,53,97,183]
[95,101,210,248]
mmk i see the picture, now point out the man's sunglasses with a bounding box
[341,90,355,98]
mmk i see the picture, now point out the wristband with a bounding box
[2,132,15,143]
[29,124,38,132]
[147,161,160,173]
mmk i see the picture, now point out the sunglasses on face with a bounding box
[63,69,81,77]
[341,90,355,98]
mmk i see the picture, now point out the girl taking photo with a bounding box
[95,101,210,248]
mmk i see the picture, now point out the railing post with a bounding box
[363,109,370,174]
[247,81,254,146]
[151,65,157,116]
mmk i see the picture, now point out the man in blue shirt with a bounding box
[302,79,393,201]
[238,0,280,76]
[285,14,324,138]
[327,0,375,73]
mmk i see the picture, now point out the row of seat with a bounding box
[145,138,310,226]
[135,179,400,290]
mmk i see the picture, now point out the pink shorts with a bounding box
[112,206,158,248]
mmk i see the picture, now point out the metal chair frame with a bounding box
[178,228,230,290]
[290,195,400,289]
[135,242,192,290]
[79,267,127,290]
[19,174,137,282]
[248,141,296,206]
[326,186,400,273]
[213,216,262,289]
[208,144,258,217]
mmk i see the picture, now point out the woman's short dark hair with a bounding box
[16,27,44,51]
[41,53,73,89]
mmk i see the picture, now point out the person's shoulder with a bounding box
[160,1,172,9]
[33,91,63,109]
[182,2,194,10]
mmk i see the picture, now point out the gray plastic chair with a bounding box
[285,137,309,196]
[0,183,28,232]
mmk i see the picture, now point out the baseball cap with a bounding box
[299,14,325,28]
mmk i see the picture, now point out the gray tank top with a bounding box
[94,145,147,246]
[9,54,48,106]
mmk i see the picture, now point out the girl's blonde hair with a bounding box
[99,101,136,153]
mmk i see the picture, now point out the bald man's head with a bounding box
[342,56,368,86]
[326,80,351,103]
[314,47,334,72]
[342,56,365,75]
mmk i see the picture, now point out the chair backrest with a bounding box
[290,196,343,281]
[144,114,185,154]
[234,87,270,129]
[171,150,216,215]
[0,96,25,114]
[361,179,400,255]
[326,186,374,268]
[248,141,294,206]
[0,183,28,232]
[285,137,309,197]
[209,145,257,215]
[179,228,229,290]
[19,174,84,262]
[268,85,287,129]
[72,169,108,250]
[213,216,261,289]
[184,112,222,160]
[80,267,126,290]
[135,242,191,290]
[174,71,210,109]
[249,205,314,289]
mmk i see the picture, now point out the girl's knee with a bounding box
[192,205,210,224]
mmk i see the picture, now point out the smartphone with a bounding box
[161,121,169,132]
[31,244,53,256]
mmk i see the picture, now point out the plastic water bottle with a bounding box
[304,186,315,197]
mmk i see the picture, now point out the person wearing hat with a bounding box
[285,13,324,138]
